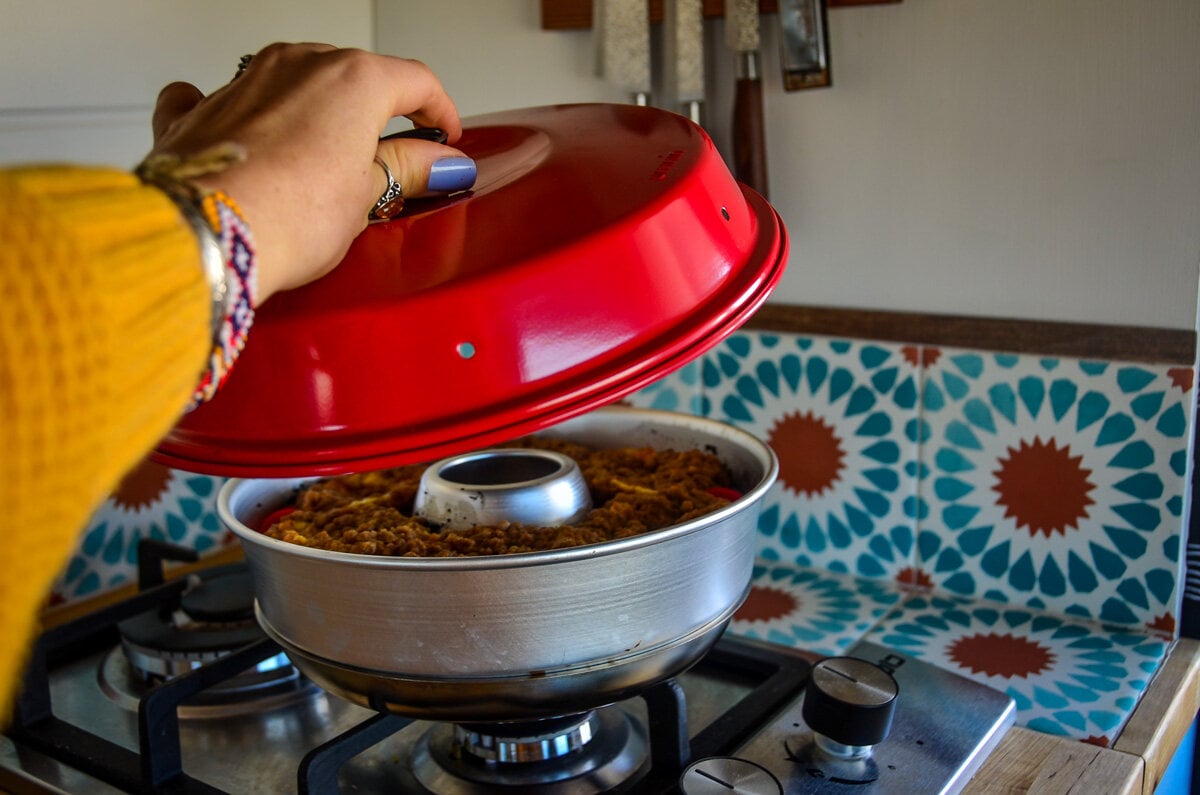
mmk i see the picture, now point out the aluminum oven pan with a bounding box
[255,597,739,721]
[218,407,777,721]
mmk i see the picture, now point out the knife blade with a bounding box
[779,0,832,91]
[664,0,705,125]
[595,0,652,106]
[725,0,768,197]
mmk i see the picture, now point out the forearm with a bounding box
[0,165,210,719]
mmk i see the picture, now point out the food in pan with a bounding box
[261,438,738,556]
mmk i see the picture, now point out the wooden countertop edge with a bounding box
[1112,636,1200,794]
[965,726,1143,793]
[966,638,1200,793]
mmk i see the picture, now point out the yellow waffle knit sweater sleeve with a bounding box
[0,165,210,722]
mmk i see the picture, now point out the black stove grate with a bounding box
[296,637,809,795]
[5,561,810,794]
[8,575,280,794]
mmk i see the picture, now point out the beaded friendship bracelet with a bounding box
[135,146,258,408]
[190,190,257,406]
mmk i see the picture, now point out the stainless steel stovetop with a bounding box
[0,567,1015,794]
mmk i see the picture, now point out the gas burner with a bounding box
[115,559,266,677]
[118,564,263,678]
[408,708,648,793]
[104,562,317,716]
[454,713,604,764]
[98,644,315,719]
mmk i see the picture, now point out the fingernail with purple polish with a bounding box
[428,157,477,193]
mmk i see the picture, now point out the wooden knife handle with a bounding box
[732,76,769,198]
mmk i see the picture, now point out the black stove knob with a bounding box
[802,657,898,751]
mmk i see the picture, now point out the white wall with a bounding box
[376,1,1200,330]
[0,0,373,167]
[2,1,1195,329]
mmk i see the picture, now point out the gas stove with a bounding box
[1,557,1014,794]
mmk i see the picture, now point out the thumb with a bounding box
[151,82,205,144]
[375,140,477,203]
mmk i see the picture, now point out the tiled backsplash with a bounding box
[627,332,1194,636]
[54,458,231,604]
[919,347,1190,630]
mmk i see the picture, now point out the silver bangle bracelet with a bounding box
[135,146,246,346]
[147,180,229,345]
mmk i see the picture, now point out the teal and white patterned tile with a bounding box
[623,358,705,414]
[864,593,1170,747]
[730,561,906,657]
[54,458,230,602]
[701,333,923,581]
[918,350,1192,633]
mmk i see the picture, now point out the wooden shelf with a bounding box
[541,0,900,30]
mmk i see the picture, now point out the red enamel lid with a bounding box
[155,103,788,476]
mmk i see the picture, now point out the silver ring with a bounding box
[233,54,253,81]
[369,156,405,222]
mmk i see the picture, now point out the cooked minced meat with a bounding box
[262,439,736,557]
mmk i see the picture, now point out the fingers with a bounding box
[151,82,204,144]
[142,43,477,300]
[365,55,464,143]
[250,46,464,143]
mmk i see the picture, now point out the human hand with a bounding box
[146,43,477,304]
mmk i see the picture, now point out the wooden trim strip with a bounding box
[745,304,1196,365]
